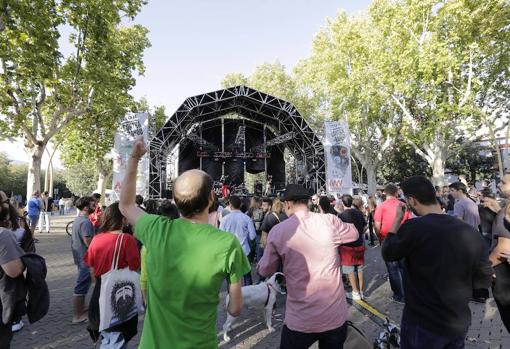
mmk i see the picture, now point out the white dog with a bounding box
[222,272,285,342]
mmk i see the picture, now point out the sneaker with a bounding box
[360,291,365,300]
[351,291,361,300]
[12,320,24,332]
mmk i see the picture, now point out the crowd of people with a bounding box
[0,136,510,349]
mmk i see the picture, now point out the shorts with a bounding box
[342,265,364,274]
[74,262,92,296]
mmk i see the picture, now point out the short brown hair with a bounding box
[384,184,398,196]
[173,170,213,217]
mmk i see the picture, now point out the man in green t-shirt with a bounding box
[119,137,250,349]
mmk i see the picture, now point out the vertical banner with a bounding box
[324,121,353,195]
[112,113,149,200]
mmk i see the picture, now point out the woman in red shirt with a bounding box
[84,202,140,348]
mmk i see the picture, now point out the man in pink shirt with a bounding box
[374,183,412,303]
[258,184,358,349]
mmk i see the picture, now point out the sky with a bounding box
[1,0,372,167]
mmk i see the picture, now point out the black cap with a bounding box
[282,184,312,201]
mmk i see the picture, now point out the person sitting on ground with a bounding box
[258,184,358,349]
[219,195,257,286]
[119,137,250,349]
[382,176,492,349]
[339,194,367,300]
[84,202,141,347]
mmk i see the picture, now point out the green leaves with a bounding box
[0,0,150,196]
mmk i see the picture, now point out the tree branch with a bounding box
[459,49,473,107]
[45,108,89,143]
[405,137,432,163]
[30,81,46,137]
[391,95,417,128]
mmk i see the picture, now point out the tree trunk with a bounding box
[96,159,112,206]
[26,142,46,199]
[430,151,446,186]
[366,165,377,195]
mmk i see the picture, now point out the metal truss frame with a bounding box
[149,85,325,198]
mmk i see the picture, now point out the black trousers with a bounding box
[493,263,510,333]
[0,323,13,349]
[280,323,347,349]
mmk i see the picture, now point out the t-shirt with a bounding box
[83,232,141,277]
[454,197,480,229]
[27,197,40,217]
[491,205,510,250]
[134,214,251,349]
[373,197,412,241]
[260,212,287,234]
[381,214,492,336]
[339,208,366,247]
[0,228,24,267]
[71,214,95,265]
[258,210,358,333]
[219,211,257,256]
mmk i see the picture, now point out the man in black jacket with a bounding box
[381,176,492,349]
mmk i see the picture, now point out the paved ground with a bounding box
[10,214,509,348]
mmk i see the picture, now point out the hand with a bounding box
[482,197,501,213]
[498,251,510,263]
[131,136,147,159]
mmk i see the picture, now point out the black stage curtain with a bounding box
[178,119,286,187]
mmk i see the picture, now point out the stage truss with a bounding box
[149,85,325,198]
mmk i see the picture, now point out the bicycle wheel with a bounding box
[66,221,73,236]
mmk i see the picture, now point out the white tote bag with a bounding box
[99,233,143,331]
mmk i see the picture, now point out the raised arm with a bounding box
[119,136,147,226]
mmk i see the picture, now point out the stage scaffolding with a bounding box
[148,86,325,198]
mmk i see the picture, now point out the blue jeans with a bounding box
[101,331,126,349]
[74,262,92,296]
[385,260,405,301]
[28,215,39,232]
[255,235,264,262]
[401,316,465,349]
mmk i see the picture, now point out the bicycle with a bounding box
[66,220,73,236]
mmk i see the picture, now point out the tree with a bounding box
[369,0,510,185]
[62,162,97,197]
[137,97,167,138]
[378,141,432,184]
[0,0,150,199]
[446,140,497,182]
[221,61,317,127]
[296,12,399,194]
